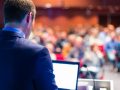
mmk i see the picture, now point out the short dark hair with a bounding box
[4,0,36,23]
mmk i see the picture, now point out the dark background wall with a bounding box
[35,8,98,31]
[0,0,120,29]
[33,0,120,30]
[33,0,120,7]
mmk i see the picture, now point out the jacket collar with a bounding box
[3,27,25,38]
[0,30,25,39]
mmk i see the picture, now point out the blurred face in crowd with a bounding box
[74,36,83,48]
[103,27,109,34]
[68,34,76,45]
[46,43,54,53]
[91,44,99,52]
[109,31,116,40]
[59,32,67,40]
[90,28,99,37]
[107,24,115,32]
[47,28,54,36]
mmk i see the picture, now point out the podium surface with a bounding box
[78,79,113,90]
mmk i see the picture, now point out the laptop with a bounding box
[52,60,79,90]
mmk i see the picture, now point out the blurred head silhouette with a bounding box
[4,0,36,38]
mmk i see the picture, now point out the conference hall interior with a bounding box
[0,0,120,90]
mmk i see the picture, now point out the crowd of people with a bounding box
[30,24,120,76]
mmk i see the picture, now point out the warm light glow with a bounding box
[45,3,52,8]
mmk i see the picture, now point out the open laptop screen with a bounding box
[52,61,79,90]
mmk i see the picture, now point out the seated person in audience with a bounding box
[67,36,84,63]
[46,42,57,60]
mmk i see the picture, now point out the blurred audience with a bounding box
[30,24,120,74]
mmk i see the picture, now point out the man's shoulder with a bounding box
[16,38,45,53]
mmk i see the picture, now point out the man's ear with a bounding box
[26,12,32,23]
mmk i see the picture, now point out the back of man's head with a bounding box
[4,0,36,23]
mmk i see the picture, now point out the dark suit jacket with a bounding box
[0,30,58,90]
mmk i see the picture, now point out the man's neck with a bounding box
[4,22,24,32]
